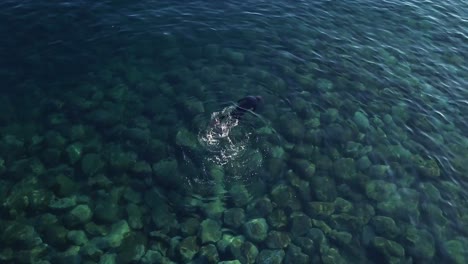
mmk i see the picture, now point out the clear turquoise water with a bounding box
[0,0,467,263]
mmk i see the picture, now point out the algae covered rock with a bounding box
[116,232,147,263]
[267,209,288,229]
[94,198,120,224]
[371,215,400,238]
[2,222,42,249]
[256,249,285,264]
[141,250,163,264]
[294,237,315,256]
[175,128,199,150]
[328,230,352,245]
[198,244,219,263]
[372,236,405,260]
[284,244,309,264]
[246,197,273,218]
[126,203,143,229]
[289,159,316,180]
[66,143,83,165]
[416,157,440,178]
[65,204,93,226]
[178,236,199,262]
[357,155,371,171]
[365,180,396,202]
[270,184,300,209]
[311,176,337,202]
[181,217,200,236]
[229,184,251,207]
[266,231,291,249]
[131,160,152,177]
[200,219,222,244]
[421,203,448,226]
[52,174,77,197]
[321,108,339,124]
[368,164,390,178]
[99,253,116,264]
[229,239,258,264]
[103,220,131,248]
[317,78,334,91]
[108,150,137,171]
[49,196,77,210]
[333,158,357,181]
[244,218,268,242]
[67,230,88,246]
[223,208,246,228]
[418,182,441,202]
[307,202,335,217]
[353,111,370,130]
[222,48,245,65]
[152,158,180,187]
[404,226,435,260]
[334,197,353,213]
[321,246,347,264]
[443,239,466,264]
[81,153,105,176]
[290,213,312,237]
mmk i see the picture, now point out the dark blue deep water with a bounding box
[0,0,467,263]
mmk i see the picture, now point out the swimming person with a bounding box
[229,95,263,119]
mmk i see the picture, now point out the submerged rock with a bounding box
[198,244,219,263]
[181,217,200,236]
[266,231,291,249]
[229,239,258,264]
[365,180,397,202]
[106,220,131,248]
[67,230,88,246]
[224,208,246,228]
[270,184,300,210]
[66,143,83,165]
[404,226,435,260]
[175,128,199,150]
[267,209,288,229]
[307,202,335,217]
[442,239,466,264]
[290,213,312,237]
[320,246,347,264]
[328,230,352,245]
[333,158,357,181]
[371,236,405,261]
[152,158,180,187]
[200,219,222,244]
[320,108,339,124]
[126,203,143,229]
[94,198,120,224]
[371,216,400,238]
[289,159,316,180]
[284,244,309,264]
[65,204,93,226]
[247,197,273,218]
[229,184,251,207]
[244,218,268,242]
[2,222,42,249]
[294,237,315,256]
[256,249,285,264]
[116,232,147,263]
[353,111,370,130]
[311,176,337,202]
[81,153,105,176]
[178,236,199,262]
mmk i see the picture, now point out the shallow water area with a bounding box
[0,0,467,263]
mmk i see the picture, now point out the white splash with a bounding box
[199,106,250,166]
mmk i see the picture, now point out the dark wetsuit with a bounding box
[230,95,262,119]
